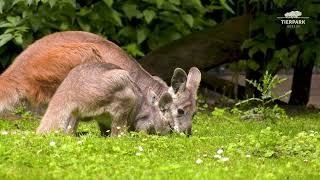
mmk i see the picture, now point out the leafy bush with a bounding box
[0,0,235,68]
[240,0,320,72]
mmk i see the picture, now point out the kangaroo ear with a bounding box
[147,90,158,105]
[171,68,188,93]
[158,92,173,111]
[186,67,201,94]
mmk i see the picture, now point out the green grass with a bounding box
[0,111,320,179]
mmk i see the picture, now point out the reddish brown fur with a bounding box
[2,43,103,106]
[0,31,167,113]
[0,31,200,136]
[0,75,20,111]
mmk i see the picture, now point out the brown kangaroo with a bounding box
[0,31,201,135]
[36,63,174,136]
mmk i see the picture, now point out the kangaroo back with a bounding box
[1,43,103,108]
[3,31,105,75]
[0,31,167,113]
[37,63,140,135]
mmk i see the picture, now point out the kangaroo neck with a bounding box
[94,37,169,95]
[96,40,169,95]
[129,62,169,95]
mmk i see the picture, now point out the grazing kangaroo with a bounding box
[36,63,174,136]
[0,31,201,135]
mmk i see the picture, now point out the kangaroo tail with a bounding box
[0,75,21,113]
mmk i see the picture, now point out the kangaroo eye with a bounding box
[177,109,185,115]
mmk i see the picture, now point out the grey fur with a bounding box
[36,63,173,136]
[168,67,201,135]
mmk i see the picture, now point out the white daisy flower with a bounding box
[1,131,8,135]
[49,141,56,146]
[195,159,203,164]
[217,149,223,154]
[221,157,229,162]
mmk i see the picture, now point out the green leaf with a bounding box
[21,32,33,49]
[219,0,235,14]
[156,0,164,8]
[169,0,180,5]
[246,60,260,71]
[77,18,91,32]
[264,39,275,50]
[123,43,145,57]
[77,7,92,16]
[258,44,268,56]
[143,10,156,23]
[7,16,21,26]
[137,28,149,44]
[122,3,142,20]
[264,23,280,39]
[0,33,13,47]
[59,22,69,31]
[12,0,23,7]
[48,0,57,7]
[29,16,42,31]
[103,0,113,7]
[65,0,76,8]
[27,0,33,6]
[181,14,194,27]
[118,26,136,39]
[264,150,275,157]
[14,34,23,45]
[111,10,123,26]
[0,0,5,13]
[241,39,254,50]
[159,11,180,24]
[162,3,181,12]
[273,0,287,7]
[249,46,259,58]
[0,22,13,28]
[183,0,205,12]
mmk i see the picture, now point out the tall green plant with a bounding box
[236,71,291,107]
[234,71,291,121]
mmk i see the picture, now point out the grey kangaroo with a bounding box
[36,63,174,136]
[0,31,201,135]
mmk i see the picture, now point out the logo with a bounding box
[277,11,309,28]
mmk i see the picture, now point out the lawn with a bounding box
[0,110,319,179]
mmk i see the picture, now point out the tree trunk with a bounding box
[289,59,315,105]
[140,15,250,83]
[201,72,246,99]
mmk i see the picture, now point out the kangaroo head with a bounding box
[169,67,201,135]
[135,90,173,135]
